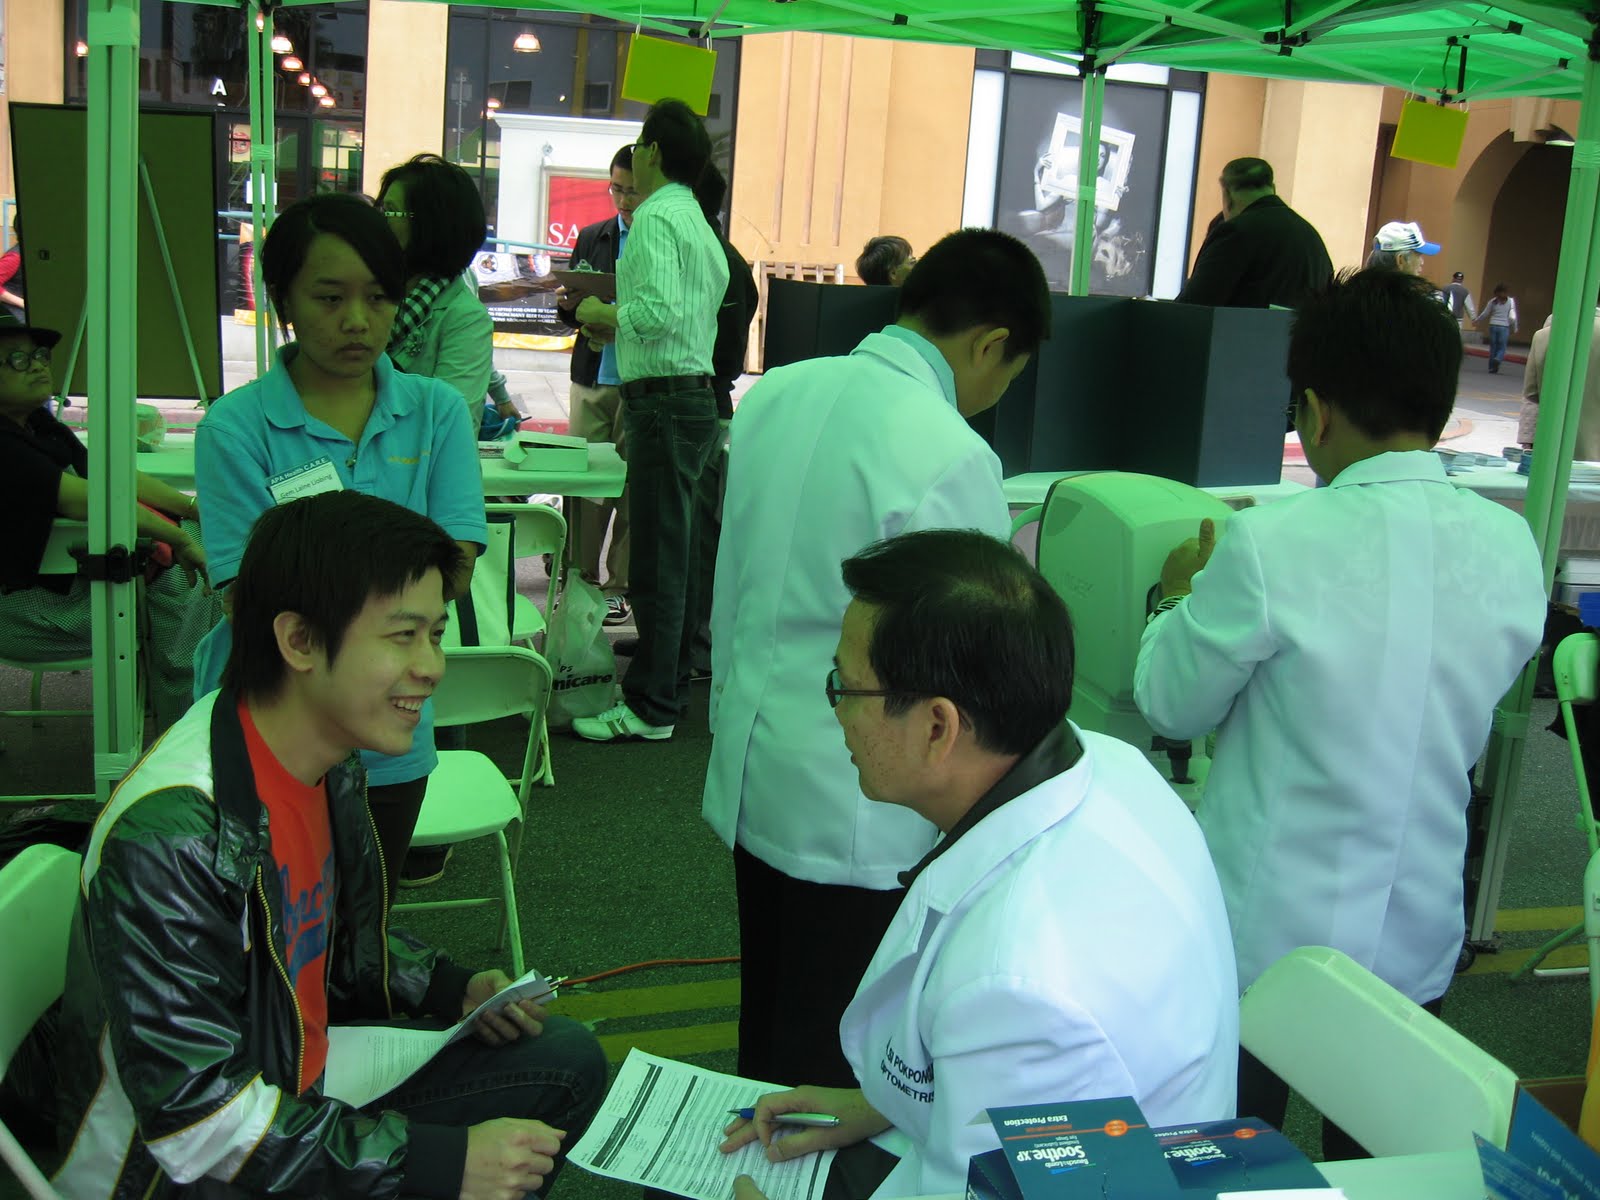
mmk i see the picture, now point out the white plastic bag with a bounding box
[544,574,619,728]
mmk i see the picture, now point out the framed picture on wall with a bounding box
[1039,114,1136,212]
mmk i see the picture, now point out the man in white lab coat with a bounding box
[720,530,1238,1200]
[1134,268,1546,1154]
[703,229,1052,1090]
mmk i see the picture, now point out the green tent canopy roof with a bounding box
[342,0,1598,100]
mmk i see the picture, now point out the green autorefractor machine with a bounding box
[82,0,1600,950]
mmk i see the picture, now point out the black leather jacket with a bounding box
[53,690,475,1199]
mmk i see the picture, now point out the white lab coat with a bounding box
[839,727,1239,1199]
[703,329,1012,887]
[1134,450,1546,1002]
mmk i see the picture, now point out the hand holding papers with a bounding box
[568,1050,841,1200]
[321,966,558,1108]
[555,269,617,304]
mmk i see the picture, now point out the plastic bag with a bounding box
[544,574,619,728]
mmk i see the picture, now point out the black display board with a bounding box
[761,280,1292,487]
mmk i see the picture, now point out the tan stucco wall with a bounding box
[3,0,68,203]
[1189,75,1381,272]
[361,0,449,196]
[729,32,972,275]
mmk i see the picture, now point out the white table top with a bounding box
[1003,471,1309,508]
[1448,463,1600,506]
[113,431,627,500]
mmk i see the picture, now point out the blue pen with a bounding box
[728,1108,841,1128]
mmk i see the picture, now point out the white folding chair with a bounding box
[485,502,566,787]
[0,843,81,1199]
[1240,945,1518,1155]
[392,646,553,976]
[1516,632,1600,1009]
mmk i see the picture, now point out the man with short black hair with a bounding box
[719,529,1237,1200]
[1176,156,1332,309]
[855,235,914,286]
[574,98,729,742]
[1442,270,1477,328]
[559,143,639,625]
[704,228,1052,1090]
[1136,268,1545,1154]
[53,490,606,1200]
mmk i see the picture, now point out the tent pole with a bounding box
[1471,44,1600,944]
[85,0,144,802]
[248,4,273,373]
[1069,67,1105,296]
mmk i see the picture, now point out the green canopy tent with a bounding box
[80,0,1599,946]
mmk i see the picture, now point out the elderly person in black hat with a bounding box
[0,311,217,735]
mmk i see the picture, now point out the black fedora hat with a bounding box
[0,308,61,348]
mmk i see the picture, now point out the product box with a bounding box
[1493,1078,1600,1200]
[505,431,588,473]
[966,1100,1326,1200]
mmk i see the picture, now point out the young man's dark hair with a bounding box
[260,192,407,315]
[1220,157,1274,193]
[610,143,634,173]
[856,235,912,286]
[639,97,712,186]
[897,228,1052,360]
[376,153,488,279]
[1288,267,1461,443]
[225,491,465,699]
[841,528,1073,756]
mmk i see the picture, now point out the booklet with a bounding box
[321,966,558,1108]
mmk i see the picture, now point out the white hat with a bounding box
[1374,220,1440,256]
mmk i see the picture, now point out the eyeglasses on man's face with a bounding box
[608,184,640,202]
[824,666,911,709]
[1,345,50,372]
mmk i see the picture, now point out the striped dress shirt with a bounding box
[615,182,729,382]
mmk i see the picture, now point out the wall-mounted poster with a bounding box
[996,75,1167,296]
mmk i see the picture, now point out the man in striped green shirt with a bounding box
[574,98,729,742]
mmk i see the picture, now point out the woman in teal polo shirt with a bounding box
[194,192,486,878]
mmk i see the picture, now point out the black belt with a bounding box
[621,374,712,399]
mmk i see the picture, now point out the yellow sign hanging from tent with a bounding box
[1391,99,1469,169]
[621,35,717,115]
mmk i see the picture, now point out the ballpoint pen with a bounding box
[728,1108,841,1128]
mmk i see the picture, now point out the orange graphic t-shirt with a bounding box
[239,699,334,1094]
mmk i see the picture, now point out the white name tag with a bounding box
[267,457,344,505]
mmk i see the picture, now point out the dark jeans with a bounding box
[620,383,718,726]
[690,417,731,672]
[368,1014,607,1197]
[733,844,905,1089]
[368,776,429,892]
[1238,992,1446,1161]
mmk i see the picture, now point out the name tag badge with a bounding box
[267,457,345,505]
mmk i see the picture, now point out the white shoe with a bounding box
[572,701,674,742]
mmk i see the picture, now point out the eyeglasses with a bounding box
[1,346,50,372]
[824,666,915,709]
[607,184,640,201]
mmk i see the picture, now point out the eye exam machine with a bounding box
[1033,472,1238,807]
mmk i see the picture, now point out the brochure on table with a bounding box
[1489,1083,1600,1200]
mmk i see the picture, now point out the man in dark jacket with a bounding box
[1176,158,1332,309]
[53,492,605,1200]
[558,143,638,625]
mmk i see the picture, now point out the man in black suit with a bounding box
[558,143,637,625]
[1176,158,1332,310]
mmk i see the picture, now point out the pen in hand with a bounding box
[727,1108,841,1128]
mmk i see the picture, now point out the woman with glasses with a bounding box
[376,153,517,431]
[0,312,217,735]
[193,192,486,883]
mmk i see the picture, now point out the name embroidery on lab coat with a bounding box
[880,1039,934,1104]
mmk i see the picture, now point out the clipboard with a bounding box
[553,269,617,304]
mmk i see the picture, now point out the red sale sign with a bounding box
[546,176,616,251]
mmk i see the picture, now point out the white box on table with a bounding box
[505,431,588,473]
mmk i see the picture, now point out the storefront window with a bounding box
[66,1,368,118]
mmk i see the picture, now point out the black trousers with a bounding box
[620,383,718,726]
[733,844,906,1089]
[1238,992,1446,1161]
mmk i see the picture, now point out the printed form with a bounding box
[569,1050,836,1200]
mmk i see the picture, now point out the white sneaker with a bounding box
[572,701,674,742]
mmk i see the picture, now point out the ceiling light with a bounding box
[319,95,336,108]
[513,30,542,53]
[75,40,88,57]
[271,33,294,55]
[310,81,328,97]
[281,55,303,72]
[486,97,502,109]
[298,72,311,86]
